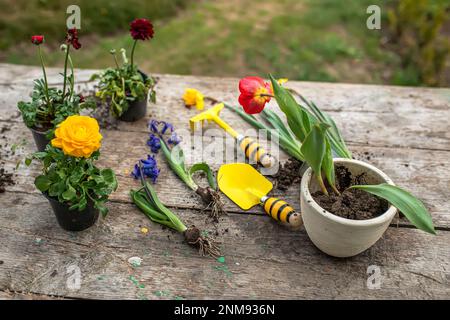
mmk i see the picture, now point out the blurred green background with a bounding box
[0,0,449,86]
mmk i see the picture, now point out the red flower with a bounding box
[31,35,44,45]
[66,28,81,50]
[130,18,154,40]
[78,94,85,103]
[238,77,273,114]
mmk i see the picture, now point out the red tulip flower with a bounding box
[66,28,81,50]
[238,77,273,114]
[130,18,154,41]
[31,35,44,45]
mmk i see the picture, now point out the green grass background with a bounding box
[0,0,447,86]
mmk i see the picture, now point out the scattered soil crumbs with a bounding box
[274,158,304,191]
[312,166,388,220]
[0,124,15,193]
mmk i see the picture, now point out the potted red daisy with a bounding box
[17,29,93,152]
[93,18,156,122]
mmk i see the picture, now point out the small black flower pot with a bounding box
[30,127,51,152]
[118,98,148,122]
[44,194,99,231]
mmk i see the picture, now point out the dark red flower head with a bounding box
[31,35,44,45]
[66,28,81,50]
[130,18,154,41]
[238,77,273,114]
[78,94,85,103]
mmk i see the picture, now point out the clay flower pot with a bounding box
[30,127,51,152]
[300,158,397,258]
[44,194,99,231]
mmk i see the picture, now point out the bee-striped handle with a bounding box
[238,136,274,168]
[262,197,303,228]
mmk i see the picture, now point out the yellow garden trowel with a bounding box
[190,103,275,168]
[217,163,303,228]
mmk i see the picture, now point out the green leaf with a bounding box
[101,168,118,191]
[35,175,52,192]
[322,139,336,189]
[189,163,217,189]
[269,74,308,142]
[62,184,76,201]
[351,184,436,235]
[300,123,328,176]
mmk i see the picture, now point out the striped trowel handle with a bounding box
[238,136,274,168]
[262,197,303,228]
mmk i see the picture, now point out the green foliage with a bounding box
[388,0,450,86]
[17,79,93,131]
[131,180,187,233]
[93,62,156,118]
[352,183,436,234]
[27,145,118,216]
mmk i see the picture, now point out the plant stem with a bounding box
[38,46,50,106]
[317,174,329,196]
[130,39,138,67]
[62,45,71,101]
[68,54,75,101]
[112,53,120,69]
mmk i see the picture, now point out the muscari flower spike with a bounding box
[132,155,160,183]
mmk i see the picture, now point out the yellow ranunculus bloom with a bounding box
[51,115,102,158]
[182,88,204,110]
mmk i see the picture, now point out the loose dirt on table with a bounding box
[273,158,304,191]
[312,166,388,220]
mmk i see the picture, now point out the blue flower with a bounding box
[148,119,174,135]
[161,122,174,134]
[149,120,160,133]
[168,132,181,145]
[132,155,160,183]
[147,134,161,153]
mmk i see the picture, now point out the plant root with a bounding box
[196,187,227,222]
[184,226,221,258]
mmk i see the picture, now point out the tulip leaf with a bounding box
[269,74,308,142]
[300,123,328,177]
[189,163,217,189]
[322,139,336,189]
[351,184,436,235]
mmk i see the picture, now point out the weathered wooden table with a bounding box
[0,63,449,300]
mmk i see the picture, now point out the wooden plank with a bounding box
[0,191,448,299]
[1,63,449,151]
[2,122,450,228]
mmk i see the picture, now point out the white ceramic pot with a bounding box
[300,158,397,258]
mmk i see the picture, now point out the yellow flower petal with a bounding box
[51,115,102,158]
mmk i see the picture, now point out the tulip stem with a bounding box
[258,93,274,98]
[37,46,50,107]
[130,39,138,67]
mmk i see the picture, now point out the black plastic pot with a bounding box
[30,127,51,152]
[44,194,99,231]
[118,98,148,122]
[118,70,149,122]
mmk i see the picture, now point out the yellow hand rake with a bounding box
[189,103,275,167]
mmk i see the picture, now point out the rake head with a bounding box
[189,103,224,131]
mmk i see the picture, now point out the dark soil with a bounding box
[0,168,14,193]
[312,166,388,220]
[274,158,304,191]
[0,124,15,193]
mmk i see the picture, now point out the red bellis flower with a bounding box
[238,77,273,114]
[66,28,81,50]
[130,18,154,41]
[31,35,44,45]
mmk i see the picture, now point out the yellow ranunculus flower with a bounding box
[51,115,102,158]
[182,88,204,110]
